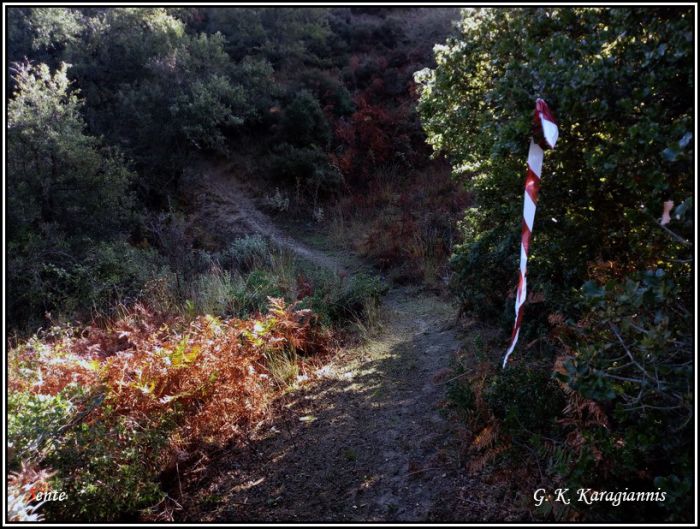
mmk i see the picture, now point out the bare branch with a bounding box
[609,322,653,381]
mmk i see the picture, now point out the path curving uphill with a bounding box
[189,159,344,273]
[179,160,499,522]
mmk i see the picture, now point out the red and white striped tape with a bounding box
[502,98,558,369]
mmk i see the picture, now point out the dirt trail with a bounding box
[180,162,491,522]
[188,160,343,272]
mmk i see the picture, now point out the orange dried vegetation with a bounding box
[9,297,331,458]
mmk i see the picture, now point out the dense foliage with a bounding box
[7,7,458,330]
[417,7,693,522]
[7,62,139,328]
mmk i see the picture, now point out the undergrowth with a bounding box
[329,161,469,287]
[446,300,692,523]
[7,236,386,522]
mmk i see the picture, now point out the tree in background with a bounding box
[7,7,83,69]
[8,8,275,202]
[6,62,154,329]
[201,7,332,67]
[66,8,263,199]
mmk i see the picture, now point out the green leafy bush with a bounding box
[333,273,387,320]
[8,386,171,522]
[8,391,77,464]
[555,268,693,520]
[279,90,331,148]
[7,237,167,329]
[418,7,693,521]
[485,367,565,436]
[446,368,475,416]
[44,411,174,522]
[300,271,387,325]
[270,143,344,197]
[417,7,693,328]
[234,269,285,317]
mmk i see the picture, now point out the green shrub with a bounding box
[182,248,386,328]
[186,267,239,317]
[417,7,693,330]
[8,390,77,465]
[333,273,386,319]
[446,369,475,417]
[224,234,271,272]
[449,207,519,322]
[7,387,173,522]
[7,238,167,330]
[279,89,331,148]
[44,410,174,522]
[234,269,285,317]
[417,9,693,520]
[270,143,344,197]
[556,268,693,520]
[300,271,386,325]
[485,367,566,436]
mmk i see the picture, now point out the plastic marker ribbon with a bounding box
[502,98,558,369]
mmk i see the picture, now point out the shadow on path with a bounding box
[179,287,493,522]
[177,161,510,522]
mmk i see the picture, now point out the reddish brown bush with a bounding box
[9,297,331,459]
